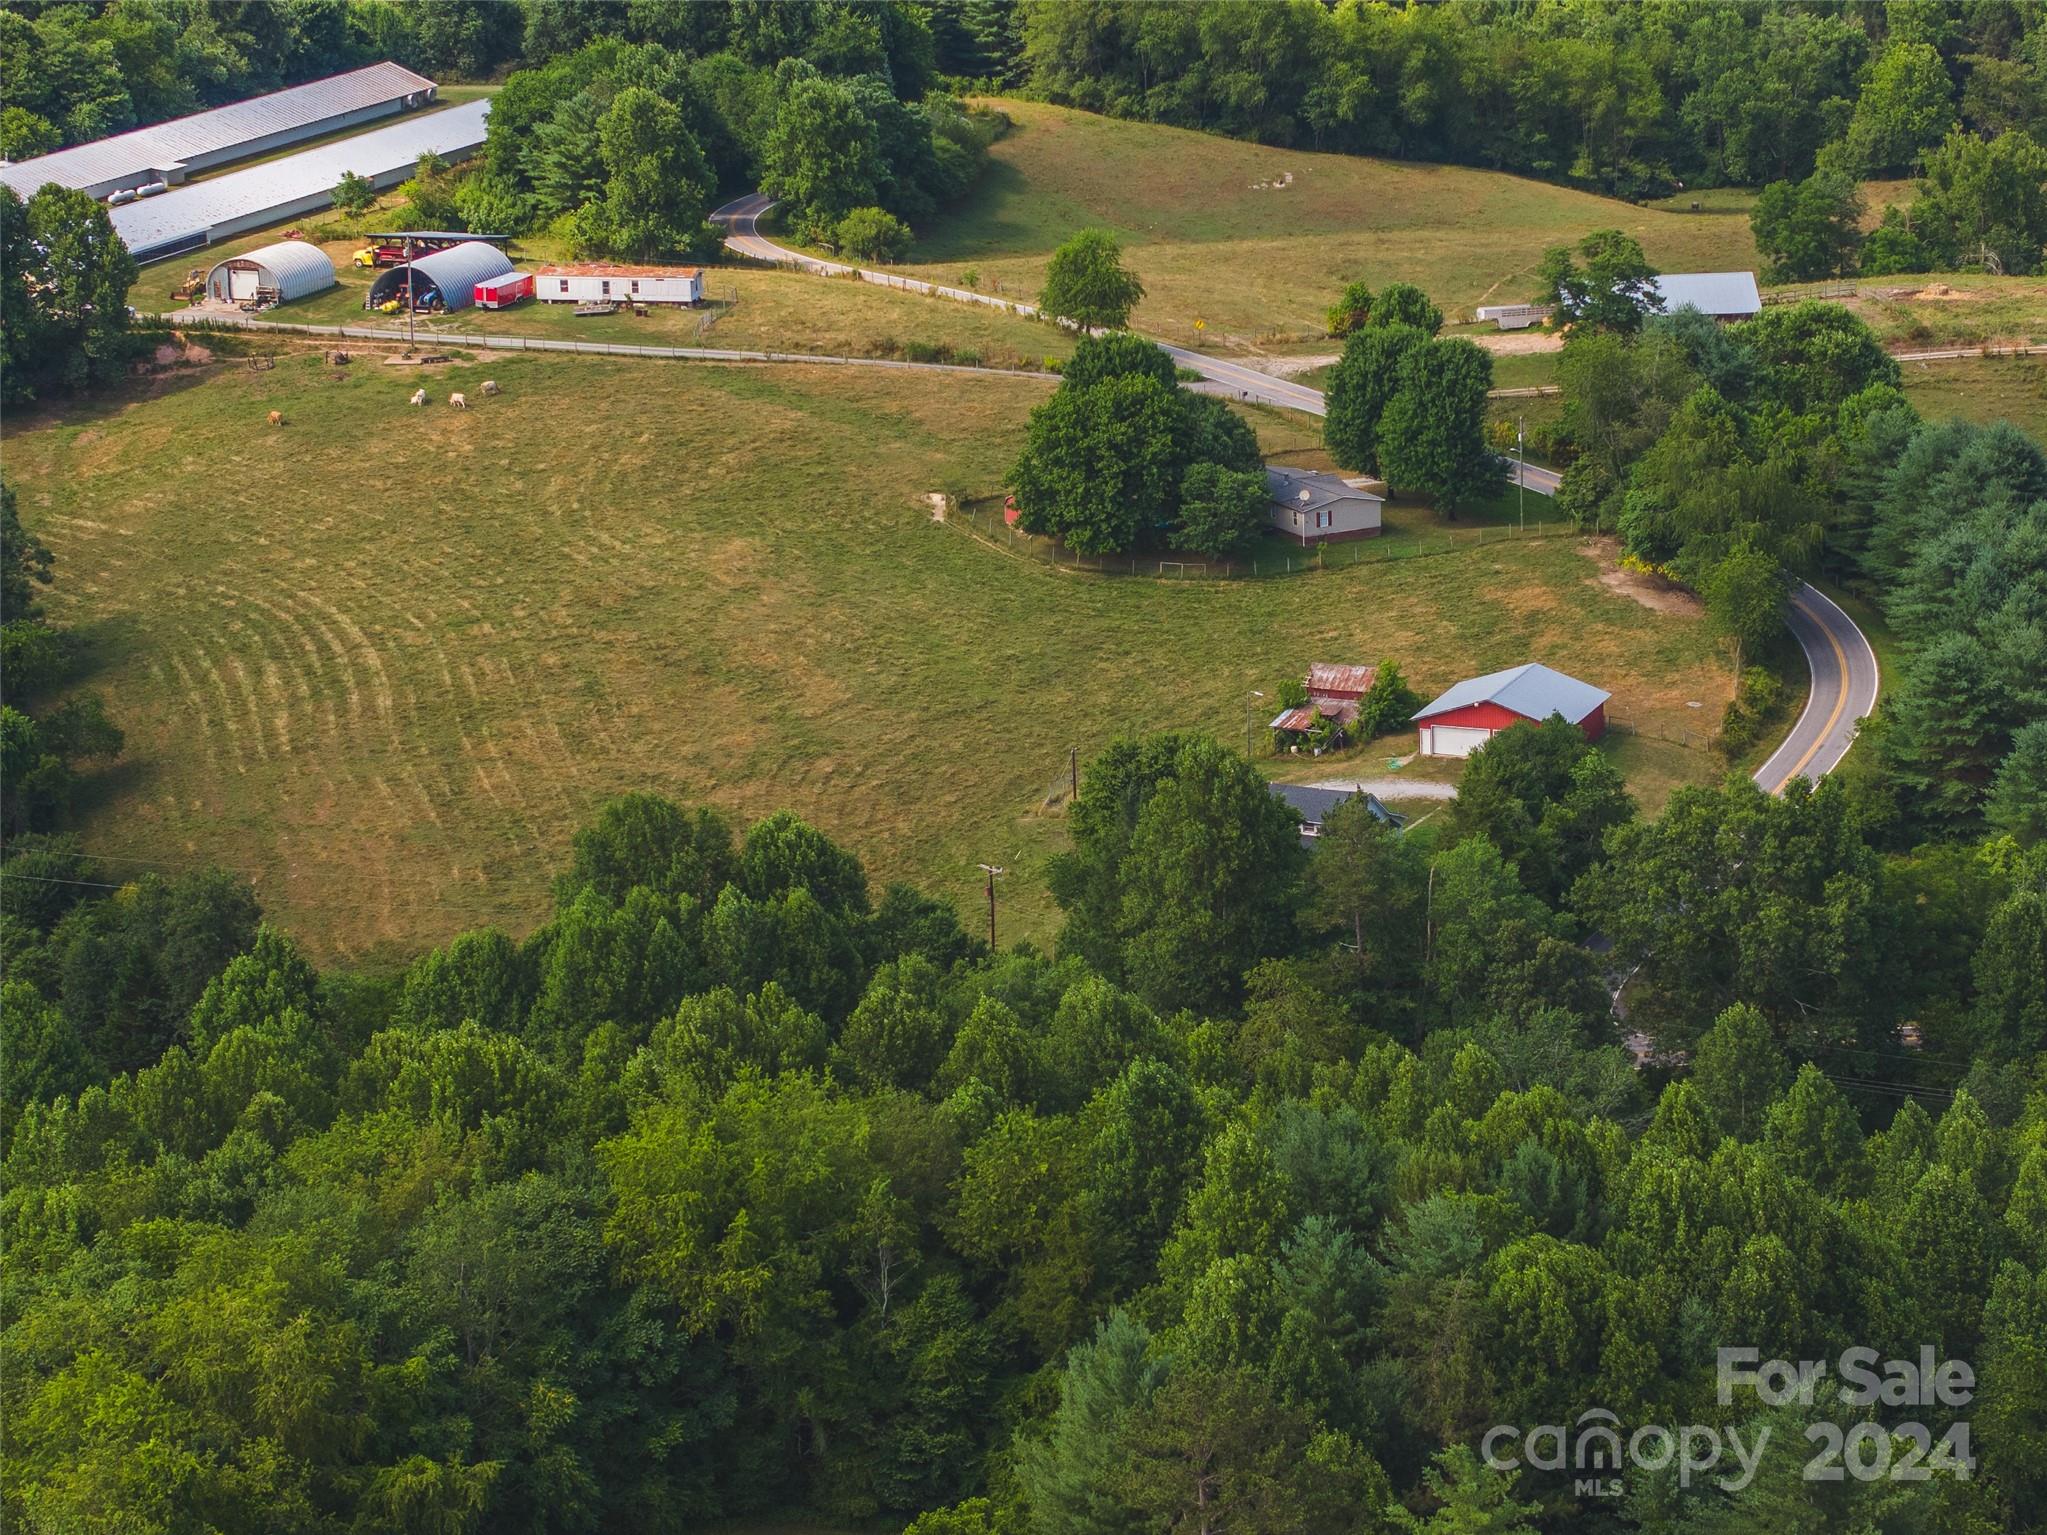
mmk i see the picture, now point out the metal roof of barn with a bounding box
[1308,663,1377,696]
[109,99,490,259]
[1651,271,1762,316]
[368,238,514,310]
[1265,465,1383,514]
[1,62,436,199]
[1413,663,1611,726]
[204,239,336,302]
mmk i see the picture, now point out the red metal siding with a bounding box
[1422,699,1607,740]
[1418,701,1526,732]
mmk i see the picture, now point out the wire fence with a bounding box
[149,311,1061,381]
[1762,280,1859,305]
[939,499,1574,581]
[1606,712,1718,753]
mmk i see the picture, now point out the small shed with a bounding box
[365,239,514,312]
[203,240,336,305]
[1269,662,1377,734]
[1266,465,1383,545]
[1412,662,1610,758]
[534,262,703,306]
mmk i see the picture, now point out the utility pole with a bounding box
[1069,746,1078,803]
[1246,689,1264,757]
[404,232,414,348]
[977,863,1005,950]
[1517,418,1525,534]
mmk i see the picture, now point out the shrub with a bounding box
[836,206,912,263]
[1356,661,1424,739]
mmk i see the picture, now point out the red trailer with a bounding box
[474,272,535,310]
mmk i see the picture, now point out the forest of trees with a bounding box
[1013,0,2045,199]
[11,3,2041,206]
[4,731,2044,1531]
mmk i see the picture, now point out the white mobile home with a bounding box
[534,263,704,306]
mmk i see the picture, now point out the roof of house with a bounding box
[1652,271,1762,316]
[2,62,435,199]
[1265,465,1384,514]
[1308,663,1377,696]
[533,262,705,279]
[1413,662,1611,725]
[1270,783,1407,833]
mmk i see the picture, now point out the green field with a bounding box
[5,355,1733,962]
[1899,354,2047,440]
[876,100,1762,348]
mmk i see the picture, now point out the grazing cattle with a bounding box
[480,379,499,396]
[449,392,467,410]
[409,388,427,407]
[267,410,283,427]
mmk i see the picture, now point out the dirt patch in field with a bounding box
[1582,539,1702,615]
[1910,282,1978,302]
[1474,330,1564,355]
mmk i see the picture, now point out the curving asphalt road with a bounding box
[740,197,1891,789]
[1751,584,1881,792]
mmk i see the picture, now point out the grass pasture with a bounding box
[146,224,1076,373]
[1897,353,2047,442]
[876,100,1761,349]
[7,356,1733,962]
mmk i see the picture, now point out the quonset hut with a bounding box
[365,239,514,313]
[203,240,337,306]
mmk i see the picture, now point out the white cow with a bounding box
[409,388,427,406]
[480,379,500,397]
[449,391,467,410]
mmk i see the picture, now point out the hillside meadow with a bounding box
[876,100,1764,347]
[6,352,1731,962]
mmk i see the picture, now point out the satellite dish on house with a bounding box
[1298,489,1312,502]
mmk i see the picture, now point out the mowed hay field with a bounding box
[7,353,1730,962]
[880,101,1761,346]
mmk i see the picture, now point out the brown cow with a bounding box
[267,410,283,427]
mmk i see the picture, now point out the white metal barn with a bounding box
[534,263,704,305]
[0,62,436,202]
[365,239,514,312]
[203,241,337,305]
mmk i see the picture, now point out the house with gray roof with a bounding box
[1266,466,1383,545]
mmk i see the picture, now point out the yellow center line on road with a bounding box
[1776,602,1851,792]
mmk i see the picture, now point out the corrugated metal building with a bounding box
[112,98,491,262]
[1,62,436,202]
[203,241,337,305]
[366,239,514,312]
[1413,663,1611,757]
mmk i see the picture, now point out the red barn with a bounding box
[1413,662,1610,758]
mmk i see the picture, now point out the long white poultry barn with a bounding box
[110,98,491,263]
[1,63,438,202]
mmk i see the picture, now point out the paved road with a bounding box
[1751,584,1882,791]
